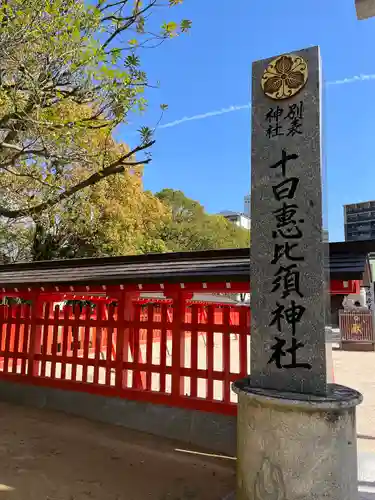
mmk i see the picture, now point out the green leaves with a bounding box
[72,25,81,41]
[138,126,153,144]
[162,18,191,38]
[155,189,250,252]
[181,19,192,33]
[162,21,178,37]
[0,0,192,221]
[110,48,122,65]
[125,54,140,67]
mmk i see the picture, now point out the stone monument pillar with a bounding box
[355,0,375,20]
[233,46,363,500]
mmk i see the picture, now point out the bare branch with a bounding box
[101,0,157,50]
[97,0,130,12]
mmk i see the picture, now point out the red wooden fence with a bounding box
[0,300,250,416]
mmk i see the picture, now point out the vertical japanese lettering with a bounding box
[264,101,305,139]
[266,148,311,370]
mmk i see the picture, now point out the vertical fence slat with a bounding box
[206,306,214,401]
[159,304,167,393]
[50,305,60,379]
[82,305,92,384]
[0,306,5,371]
[71,305,80,382]
[171,293,188,399]
[145,305,154,391]
[222,306,231,404]
[11,306,21,374]
[19,305,27,374]
[239,307,248,377]
[61,306,71,380]
[40,302,51,378]
[93,303,104,385]
[105,304,114,386]
[190,304,198,398]
[28,298,44,378]
[21,305,31,375]
[67,307,74,356]
[131,303,143,390]
[4,306,14,374]
[115,296,125,391]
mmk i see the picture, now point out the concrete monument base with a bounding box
[232,379,362,500]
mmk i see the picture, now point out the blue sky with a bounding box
[122,0,375,242]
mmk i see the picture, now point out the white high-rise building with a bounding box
[244,194,251,217]
[219,211,251,230]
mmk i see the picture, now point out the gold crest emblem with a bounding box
[261,54,308,100]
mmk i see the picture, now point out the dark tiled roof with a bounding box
[0,249,249,287]
[329,253,367,280]
[0,240,373,287]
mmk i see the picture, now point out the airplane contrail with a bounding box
[159,73,375,130]
[327,73,375,86]
[159,104,250,129]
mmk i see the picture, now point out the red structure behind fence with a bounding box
[339,310,374,344]
[0,299,250,416]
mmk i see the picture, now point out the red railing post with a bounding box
[130,301,145,390]
[115,291,140,390]
[27,294,44,378]
[167,291,193,398]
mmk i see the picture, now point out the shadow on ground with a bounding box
[359,481,375,500]
[359,435,375,441]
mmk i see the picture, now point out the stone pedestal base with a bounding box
[232,379,362,500]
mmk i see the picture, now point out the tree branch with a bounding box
[101,0,157,50]
[97,0,130,12]
[0,164,55,187]
[0,140,155,218]
[0,142,85,165]
[8,116,111,131]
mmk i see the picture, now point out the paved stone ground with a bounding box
[333,350,375,453]
[203,348,375,499]
[329,350,375,499]
[2,347,375,499]
[0,402,235,500]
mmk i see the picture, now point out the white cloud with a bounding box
[159,73,375,130]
